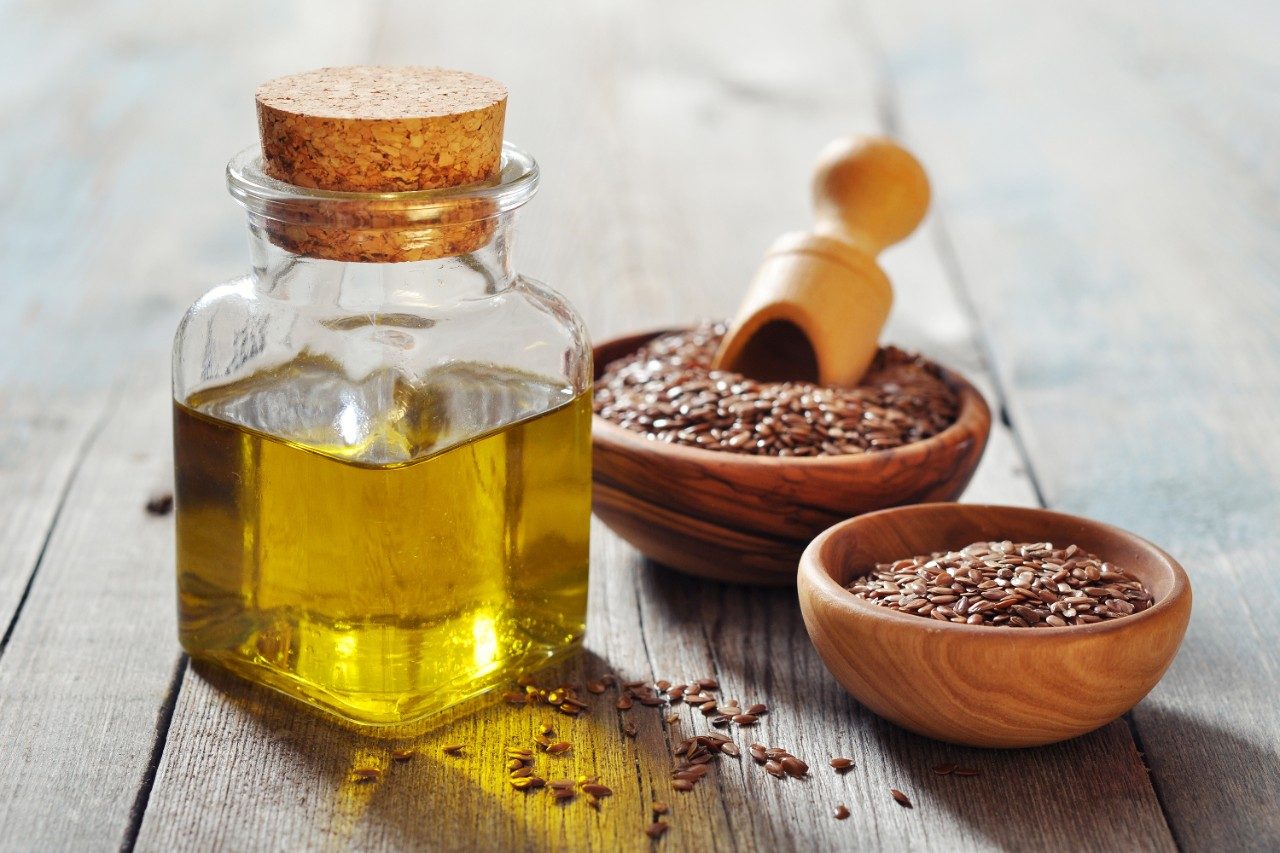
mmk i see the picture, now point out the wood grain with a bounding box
[866,0,1280,845]
[11,0,1278,849]
[130,0,1172,850]
[0,371,180,848]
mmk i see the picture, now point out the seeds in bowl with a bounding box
[846,541,1154,627]
[593,322,959,457]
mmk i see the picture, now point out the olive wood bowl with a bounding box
[797,503,1193,747]
[592,329,992,585]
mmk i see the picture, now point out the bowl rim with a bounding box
[591,327,991,470]
[798,502,1192,638]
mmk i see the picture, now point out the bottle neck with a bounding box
[246,212,517,307]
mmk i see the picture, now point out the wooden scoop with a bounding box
[712,136,930,386]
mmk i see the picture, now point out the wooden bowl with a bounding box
[797,503,1193,747]
[592,329,992,585]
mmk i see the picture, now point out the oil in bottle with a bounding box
[173,359,591,728]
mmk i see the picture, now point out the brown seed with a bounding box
[749,744,767,763]
[646,821,670,839]
[731,714,759,726]
[720,742,740,757]
[747,703,767,715]
[954,767,980,777]
[665,714,680,725]
[698,678,720,690]
[616,695,633,711]
[145,492,174,516]
[545,742,572,755]
[651,801,669,815]
[510,776,543,790]
[582,783,613,797]
[510,766,533,779]
[551,787,576,800]
[781,756,808,777]
[932,763,956,775]
[672,779,695,792]
[829,757,854,771]
[891,789,913,808]
[834,804,851,820]
[503,691,526,704]
[845,542,1151,628]
[586,681,606,694]
[765,760,785,778]
[540,723,555,737]
[393,748,417,762]
[351,767,381,783]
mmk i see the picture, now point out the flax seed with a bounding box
[829,757,854,771]
[594,323,960,456]
[834,805,851,820]
[891,789,913,808]
[847,542,1153,628]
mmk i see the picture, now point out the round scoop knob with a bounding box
[713,136,930,386]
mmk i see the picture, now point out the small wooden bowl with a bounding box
[797,503,1193,747]
[592,329,992,585]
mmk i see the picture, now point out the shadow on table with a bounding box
[189,647,670,849]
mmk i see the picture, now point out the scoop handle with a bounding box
[712,136,930,386]
[811,136,930,254]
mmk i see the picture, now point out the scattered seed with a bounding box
[617,695,634,711]
[392,748,416,762]
[441,744,464,756]
[732,714,759,726]
[673,779,695,792]
[720,742,740,758]
[830,757,854,771]
[510,766,533,779]
[652,801,669,815]
[546,742,572,755]
[351,768,381,783]
[587,681,606,694]
[747,703,767,715]
[954,767,980,777]
[765,760,785,778]
[551,787,576,800]
[834,804,850,820]
[145,492,174,516]
[646,821,670,839]
[582,783,613,797]
[781,756,809,778]
[749,744,767,763]
[891,789,913,808]
[933,763,956,775]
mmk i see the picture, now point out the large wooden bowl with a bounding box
[592,329,992,585]
[797,503,1193,747]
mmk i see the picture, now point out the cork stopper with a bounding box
[252,66,510,262]
[256,66,506,191]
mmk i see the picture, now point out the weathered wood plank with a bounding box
[133,1,1173,850]
[866,0,1280,848]
[0,371,180,848]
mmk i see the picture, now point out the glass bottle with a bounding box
[171,68,591,731]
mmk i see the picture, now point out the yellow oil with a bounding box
[173,362,591,730]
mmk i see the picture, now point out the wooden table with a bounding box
[2,1,1276,850]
